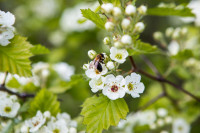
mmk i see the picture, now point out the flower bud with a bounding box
[165,116,172,124]
[88,50,97,59]
[21,125,29,133]
[138,5,147,15]
[83,64,89,70]
[105,22,114,31]
[106,61,115,70]
[157,119,164,126]
[165,27,174,37]
[103,37,110,45]
[121,34,132,45]
[149,123,157,129]
[114,41,123,48]
[125,5,136,15]
[181,27,188,36]
[153,32,163,41]
[44,111,51,118]
[101,3,113,14]
[112,7,122,16]
[135,22,145,32]
[172,28,181,39]
[121,18,131,29]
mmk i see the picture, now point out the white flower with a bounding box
[165,27,174,37]
[53,62,75,81]
[32,62,49,75]
[112,7,122,16]
[0,99,20,118]
[25,111,46,132]
[46,119,69,133]
[105,21,114,31]
[57,112,77,128]
[88,50,97,59]
[110,47,128,64]
[125,5,136,15]
[157,108,168,117]
[43,111,51,118]
[168,41,180,55]
[153,31,163,41]
[69,127,77,133]
[149,123,157,129]
[138,5,147,15]
[160,130,169,133]
[0,10,15,27]
[121,18,131,30]
[102,74,126,100]
[89,76,104,93]
[85,62,108,79]
[106,61,115,70]
[138,111,156,125]
[135,22,145,32]
[0,27,14,46]
[165,116,173,124]
[124,73,145,98]
[121,34,132,45]
[172,118,190,133]
[172,28,181,39]
[101,3,114,14]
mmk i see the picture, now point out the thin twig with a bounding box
[129,56,200,102]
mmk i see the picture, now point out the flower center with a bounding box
[53,129,60,133]
[178,126,183,131]
[96,79,103,86]
[33,121,40,127]
[111,85,119,92]
[128,83,134,91]
[4,106,11,113]
[115,54,122,60]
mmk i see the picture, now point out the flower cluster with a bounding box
[0,92,20,118]
[0,10,15,46]
[117,108,190,133]
[84,49,144,100]
[21,110,77,133]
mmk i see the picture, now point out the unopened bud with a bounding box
[153,32,163,41]
[88,50,97,59]
[121,34,132,45]
[157,119,164,127]
[138,5,147,15]
[125,5,136,15]
[112,7,122,16]
[135,22,145,32]
[165,27,174,37]
[103,37,110,45]
[172,28,181,39]
[106,61,115,70]
[101,3,113,14]
[165,116,172,124]
[114,41,123,48]
[83,64,89,70]
[121,18,131,29]
[181,27,188,36]
[44,111,51,118]
[105,22,114,31]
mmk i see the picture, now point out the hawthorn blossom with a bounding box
[0,27,14,46]
[46,119,69,133]
[85,62,108,79]
[103,74,126,100]
[89,76,104,93]
[124,73,145,98]
[24,111,46,132]
[0,98,20,118]
[110,47,128,64]
[157,108,168,117]
[172,118,190,133]
[0,10,15,27]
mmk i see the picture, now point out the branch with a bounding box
[129,56,200,102]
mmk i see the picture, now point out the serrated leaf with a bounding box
[81,95,129,133]
[0,36,33,77]
[30,44,50,55]
[81,9,106,29]
[128,41,158,55]
[147,6,195,17]
[28,89,60,117]
[171,49,193,60]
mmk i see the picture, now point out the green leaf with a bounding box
[172,49,193,60]
[102,0,121,6]
[81,95,129,133]
[28,89,60,117]
[81,9,106,29]
[6,77,21,89]
[128,41,158,55]
[30,44,50,55]
[147,6,195,17]
[0,36,33,77]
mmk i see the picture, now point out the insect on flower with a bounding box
[89,53,105,73]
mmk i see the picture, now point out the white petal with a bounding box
[130,92,140,98]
